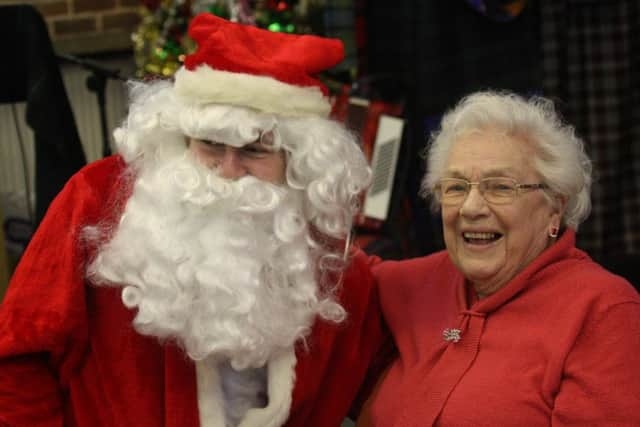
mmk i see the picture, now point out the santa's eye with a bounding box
[240,143,273,158]
[196,139,224,149]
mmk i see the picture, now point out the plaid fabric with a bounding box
[540,0,640,260]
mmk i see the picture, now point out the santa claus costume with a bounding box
[0,14,387,427]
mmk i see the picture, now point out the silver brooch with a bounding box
[443,328,462,343]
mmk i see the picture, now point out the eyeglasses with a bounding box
[435,177,548,206]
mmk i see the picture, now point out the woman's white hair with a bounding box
[420,90,592,230]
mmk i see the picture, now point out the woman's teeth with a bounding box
[463,232,501,243]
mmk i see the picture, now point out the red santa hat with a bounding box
[174,13,344,117]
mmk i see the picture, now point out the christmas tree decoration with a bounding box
[132,0,335,79]
[132,0,195,78]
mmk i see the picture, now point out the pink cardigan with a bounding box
[368,230,640,426]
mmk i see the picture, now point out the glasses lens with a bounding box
[482,178,517,204]
[439,179,469,204]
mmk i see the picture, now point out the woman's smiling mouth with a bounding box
[462,231,503,244]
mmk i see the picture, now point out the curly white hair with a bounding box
[421,90,592,230]
[115,79,371,239]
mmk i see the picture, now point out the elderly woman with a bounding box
[360,91,640,426]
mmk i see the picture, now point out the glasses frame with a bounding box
[435,177,548,206]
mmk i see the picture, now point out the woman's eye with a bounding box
[445,184,466,193]
[487,182,515,192]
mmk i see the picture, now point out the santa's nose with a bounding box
[218,148,247,180]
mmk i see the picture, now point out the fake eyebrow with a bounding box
[244,141,277,151]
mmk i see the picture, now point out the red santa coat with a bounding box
[0,156,387,427]
[366,230,640,426]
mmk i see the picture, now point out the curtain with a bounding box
[541,0,640,260]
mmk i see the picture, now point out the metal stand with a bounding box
[57,54,127,157]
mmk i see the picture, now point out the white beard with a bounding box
[86,148,340,370]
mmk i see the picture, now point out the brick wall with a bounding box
[1,0,140,54]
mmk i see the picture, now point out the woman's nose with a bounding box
[459,186,489,217]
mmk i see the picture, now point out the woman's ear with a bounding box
[550,194,568,229]
[555,194,568,215]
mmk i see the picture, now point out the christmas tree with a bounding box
[132,0,330,78]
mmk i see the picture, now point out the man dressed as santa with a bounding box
[0,14,387,427]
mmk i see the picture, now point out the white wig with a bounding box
[421,90,592,230]
[114,78,371,253]
[85,79,372,366]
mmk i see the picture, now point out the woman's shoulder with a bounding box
[547,250,640,306]
[370,250,455,286]
[371,250,447,271]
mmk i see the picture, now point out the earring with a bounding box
[549,226,559,238]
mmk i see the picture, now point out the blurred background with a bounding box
[1,0,639,297]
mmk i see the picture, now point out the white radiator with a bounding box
[0,57,132,219]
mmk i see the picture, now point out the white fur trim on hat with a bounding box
[174,66,331,117]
